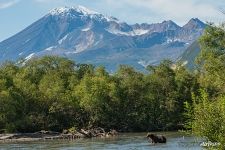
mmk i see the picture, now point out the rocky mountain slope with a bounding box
[0,6,206,71]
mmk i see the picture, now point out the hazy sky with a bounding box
[0,0,225,42]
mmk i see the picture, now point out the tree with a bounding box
[115,65,146,131]
[74,74,117,128]
[186,24,225,149]
[197,24,225,95]
[175,64,199,125]
[145,60,178,130]
[189,90,225,149]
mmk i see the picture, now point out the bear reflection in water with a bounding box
[146,133,167,143]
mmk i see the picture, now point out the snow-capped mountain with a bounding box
[0,6,206,71]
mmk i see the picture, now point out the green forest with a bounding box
[0,24,225,147]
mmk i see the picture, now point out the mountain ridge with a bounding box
[0,6,206,71]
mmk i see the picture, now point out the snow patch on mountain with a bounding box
[58,35,69,44]
[74,33,95,53]
[24,39,30,44]
[106,28,149,36]
[133,29,150,36]
[65,51,78,55]
[25,53,35,61]
[166,38,183,43]
[50,7,70,15]
[77,5,99,15]
[45,46,55,51]
[82,27,91,32]
[138,59,161,68]
[50,5,99,16]
[49,6,120,24]
[138,60,149,68]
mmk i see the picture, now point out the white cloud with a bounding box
[12,0,224,25]
[0,0,20,9]
[101,0,225,25]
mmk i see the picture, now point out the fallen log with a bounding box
[0,128,119,142]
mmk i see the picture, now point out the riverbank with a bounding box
[0,128,118,143]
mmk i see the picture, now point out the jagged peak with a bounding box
[49,5,120,23]
[189,18,204,23]
[161,20,180,27]
[162,20,176,24]
[183,18,205,29]
[49,5,100,16]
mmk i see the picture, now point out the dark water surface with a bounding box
[0,132,203,150]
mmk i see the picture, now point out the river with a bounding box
[0,132,203,150]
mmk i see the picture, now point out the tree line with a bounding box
[0,57,197,133]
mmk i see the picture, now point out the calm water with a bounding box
[0,132,203,150]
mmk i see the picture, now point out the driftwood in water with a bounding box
[0,128,118,142]
[79,128,118,138]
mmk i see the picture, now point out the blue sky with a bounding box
[0,0,225,42]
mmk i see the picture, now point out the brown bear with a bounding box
[146,133,167,143]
